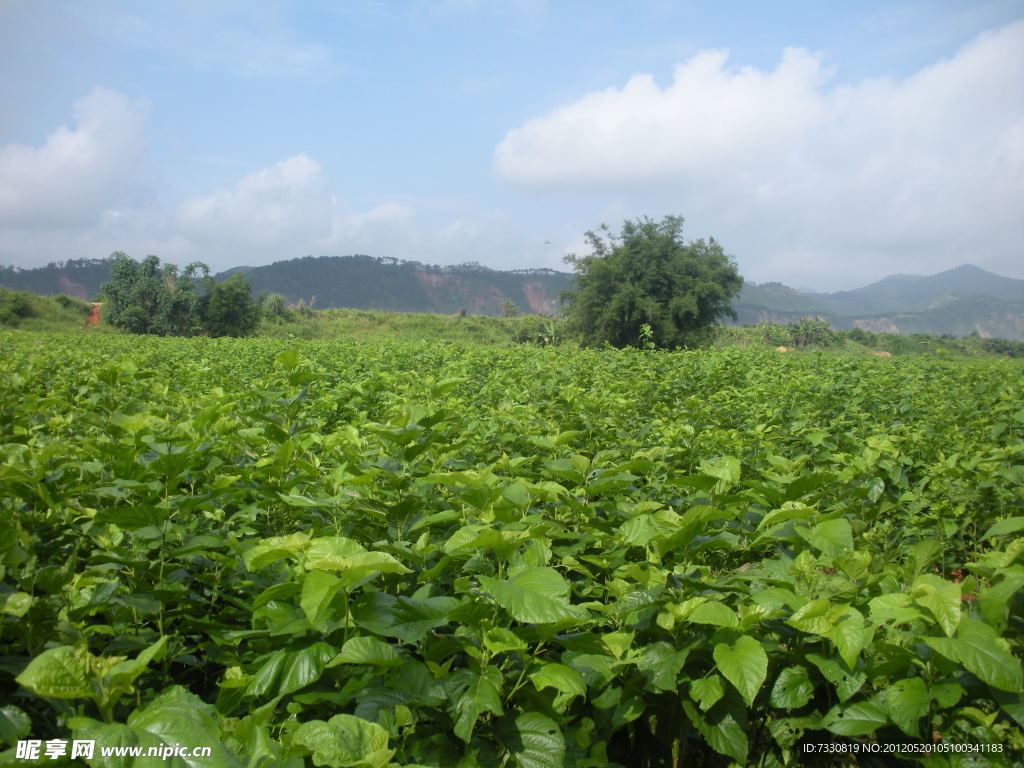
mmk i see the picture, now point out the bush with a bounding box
[788,316,836,347]
[0,288,36,326]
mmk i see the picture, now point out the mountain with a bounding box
[222,255,573,315]
[2,256,1022,338]
[806,265,1024,316]
[0,258,111,299]
[733,265,1024,340]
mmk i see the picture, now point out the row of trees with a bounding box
[101,253,258,337]
[99,215,743,345]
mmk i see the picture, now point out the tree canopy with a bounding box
[100,253,257,337]
[562,216,743,348]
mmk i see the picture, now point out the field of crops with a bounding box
[1,331,1022,767]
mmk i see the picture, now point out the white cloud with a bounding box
[178,154,333,250]
[0,88,148,229]
[494,21,1024,289]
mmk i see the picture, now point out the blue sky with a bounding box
[1,0,1022,290]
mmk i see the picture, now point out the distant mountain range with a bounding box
[735,265,1024,340]
[2,256,1023,340]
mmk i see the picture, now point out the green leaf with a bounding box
[293,714,395,768]
[982,516,1024,539]
[690,675,725,711]
[885,677,929,737]
[787,598,833,635]
[796,517,853,558]
[278,643,336,696]
[301,570,343,626]
[483,627,527,654]
[0,591,31,617]
[713,635,768,707]
[15,646,93,699]
[0,705,30,746]
[478,567,588,625]
[912,574,961,637]
[868,593,924,626]
[634,641,687,692]
[682,699,748,764]
[953,618,1024,692]
[331,637,403,668]
[822,700,888,736]
[770,666,814,709]
[451,667,504,742]
[686,600,739,628]
[497,712,565,768]
[243,533,310,570]
[701,455,740,487]
[127,686,242,767]
[530,663,586,697]
[827,606,871,669]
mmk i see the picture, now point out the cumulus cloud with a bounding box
[494,21,1024,288]
[0,88,148,229]
[178,154,333,251]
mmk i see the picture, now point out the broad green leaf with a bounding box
[303,536,366,568]
[127,686,242,768]
[451,667,504,742]
[633,642,687,692]
[478,567,588,625]
[982,517,1024,539]
[827,606,871,668]
[868,592,924,626]
[885,677,929,737]
[497,712,565,768]
[953,618,1024,692]
[331,637,403,668]
[0,591,31,617]
[0,705,30,745]
[483,627,528,654]
[301,570,343,625]
[105,635,169,694]
[757,502,817,531]
[796,518,852,558]
[787,598,833,635]
[293,714,394,768]
[806,653,865,702]
[278,643,336,696]
[912,574,961,637]
[530,663,586,697]
[682,700,748,764]
[701,455,740,484]
[770,666,814,709]
[690,675,725,711]
[686,600,739,628]
[822,700,888,736]
[243,533,310,570]
[713,635,768,707]
[15,646,93,699]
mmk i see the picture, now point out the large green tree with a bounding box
[100,253,258,337]
[101,253,209,336]
[562,216,743,348]
[204,273,259,337]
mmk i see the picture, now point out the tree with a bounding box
[203,273,259,337]
[100,253,208,336]
[562,216,743,349]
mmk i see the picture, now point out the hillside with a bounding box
[733,265,1024,340]
[223,255,572,316]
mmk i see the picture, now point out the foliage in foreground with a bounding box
[1,333,1023,767]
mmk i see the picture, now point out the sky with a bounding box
[0,0,1022,291]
